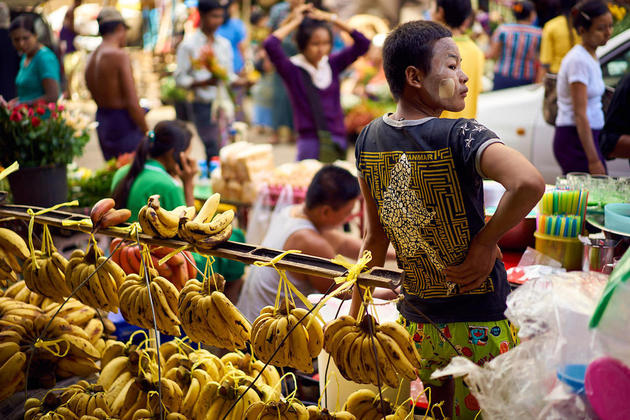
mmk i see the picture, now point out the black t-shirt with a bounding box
[355,115,510,324]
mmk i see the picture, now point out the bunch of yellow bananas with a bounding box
[306,406,357,419]
[66,244,125,312]
[25,390,87,420]
[0,227,29,286]
[78,408,114,420]
[5,281,115,357]
[0,299,29,400]
[342,389,412,420]
[98,343,184,418]
[251,301,324,373]
[0,304,100,394]
[58,380,112,418]
[178,273,251,350]
[194,374,264,420]
[178,193,234,251]
[245,399,310,420]
[23,249,71,301]
[157,340,284,419]
[6,279,66,309]
[220,351,281,388]
[131,408,186,420]
[323,314,421,388]
[138,195,194,239]
[118,270,181,336]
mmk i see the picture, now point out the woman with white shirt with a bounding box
[553,0,612,175]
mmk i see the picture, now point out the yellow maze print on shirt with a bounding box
[358,149,494,299]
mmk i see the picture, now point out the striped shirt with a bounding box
[493,23,542,81]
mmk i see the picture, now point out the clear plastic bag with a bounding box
[432,271,609,420]
[245,184,294,245]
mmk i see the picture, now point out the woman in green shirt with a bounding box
[111,120,246,299]
[9,15,60,104]
[112,120,197,218]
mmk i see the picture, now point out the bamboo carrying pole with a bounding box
[0,202,404,289]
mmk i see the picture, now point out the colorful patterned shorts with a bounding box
[404,318,519,419]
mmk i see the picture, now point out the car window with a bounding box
[602,45,630,88]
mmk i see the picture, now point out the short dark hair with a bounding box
[305,165,360,210]
[99,20,123,36]
[572,0,610,31]
[198,0,223,15]
[513,1,535,20]
[9,14,36,34]
[295,18,333,52]
[436,0,473,29]
[383,20,452,100]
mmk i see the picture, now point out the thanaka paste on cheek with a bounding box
[439,78,455,98]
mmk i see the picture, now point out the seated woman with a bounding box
[9,14,60,104]
[111,120,245,302]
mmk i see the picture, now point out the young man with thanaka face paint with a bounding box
[350,21,545,419]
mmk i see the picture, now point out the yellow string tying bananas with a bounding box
[311,251,373,325]
[27,200,79,265]
[0,161,19,181]
[203,255,217,290]
[157,244,191,267]
[317,372,341,412]
[126,329,150,349]
[273,371,298,403]
[146,390,168,414]
[33,337,70,358]
[174,337,196,356]
[253,250,320,317]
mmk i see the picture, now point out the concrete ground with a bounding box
[72,100,302,172]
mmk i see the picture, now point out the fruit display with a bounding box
[66,242,124,312]
[343,389,412,420]
[90,198,132,231]
[323,314,421,388]
[118,269,181,336]
[178,193,235,252]
[109,239,196,290]
[138,195,194,239]
[250,301,323,373]
[0,227,30,286]
[178,272,251,350]
[0,194,422,419]
[22,226,71,301]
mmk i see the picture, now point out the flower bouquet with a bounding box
[0,101,90,168]
[0,100,92,205]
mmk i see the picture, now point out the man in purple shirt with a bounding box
[264,4,370,162]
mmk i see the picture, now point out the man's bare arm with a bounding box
[321,229,396,261]
[284,230,338,294]
[445,143,544,291]
[118,52,148,133]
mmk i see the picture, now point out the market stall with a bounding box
[0,158,425,419]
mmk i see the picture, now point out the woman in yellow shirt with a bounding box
[540,2,581,74]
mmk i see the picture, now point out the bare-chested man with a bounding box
[86,7,147,161]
